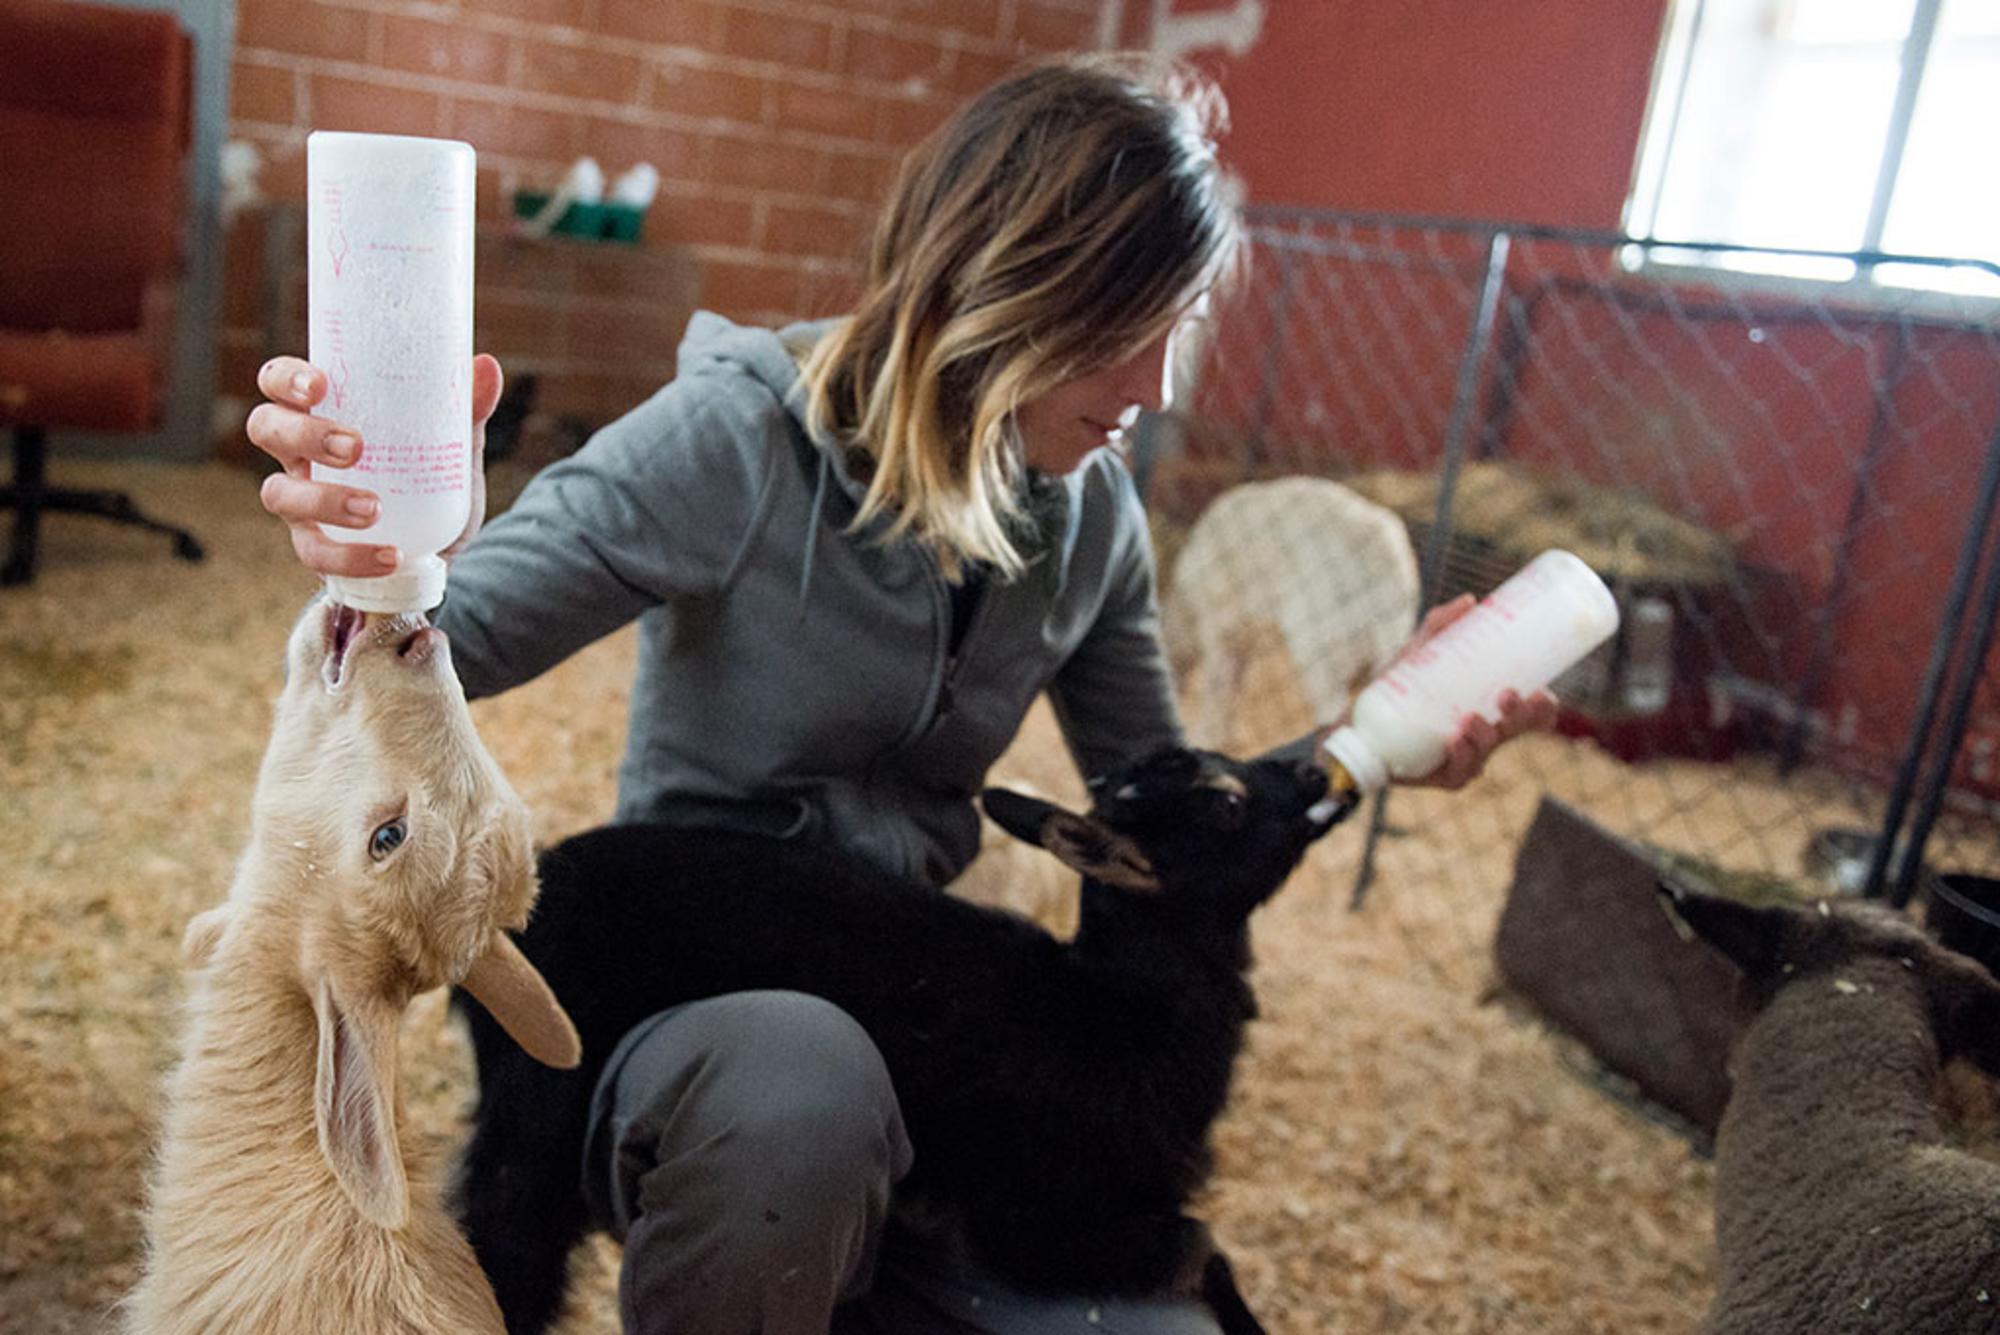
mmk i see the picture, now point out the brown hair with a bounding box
[800,53,1243,581]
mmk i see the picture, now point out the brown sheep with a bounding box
[1662,881,2000,1335]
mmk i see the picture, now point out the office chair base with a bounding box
[2,426,205,586]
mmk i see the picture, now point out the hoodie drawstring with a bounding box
[798,446,831,613]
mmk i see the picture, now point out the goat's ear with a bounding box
[982,788,1158,894]
[180,905,231,968]
[1937,955,2000,1078]
[1655,878,1791,974]
[311,978,409,1229]
[469,807,542,932]
[460,932,582,1069]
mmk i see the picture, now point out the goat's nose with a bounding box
[397,626,443,664]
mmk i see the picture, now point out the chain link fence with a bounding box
[1141,208,2000,947]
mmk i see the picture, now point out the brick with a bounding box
[798,265,863,317]
[378,16,512,86]
[236,0,371,62]
[697,255,802,317]
[230,62,297,126]
[842,27,948,85]
[650,60,770,127]
[762,200,868,262]
[309,76,443,138]
[447,97,583,161]
[1013,0,1099,52]
[598,0,721,48]
[474,165,511,221]
[649,188,759,248]
[923,0,1005,41]
[818,148,897,205]
[583,118,705,181]
[877,89,953,146]
[715,5,833,70]
[773,83,880,143]
[700,131,821,193]
[457,0,594,29]
[571,240,702,303]
[946,45,1021,96]
[564,296,696,361]
[256,133,309,201]
[813,0,1002,41]
[518,35,645,102]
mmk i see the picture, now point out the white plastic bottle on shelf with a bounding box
[307,130,476,613]
[1322,549,1621,794]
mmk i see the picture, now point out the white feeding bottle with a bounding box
[1323,549,1621,793]
[307,130,476,613]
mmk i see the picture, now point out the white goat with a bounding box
[124,598,581,1335]
[1161,477,1420,748]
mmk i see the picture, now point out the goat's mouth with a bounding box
[322,602,366,689]
[320,604,442,688]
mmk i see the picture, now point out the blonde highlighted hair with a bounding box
[800,53,1243,581]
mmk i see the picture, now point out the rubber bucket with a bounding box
[1925,873,2000,978]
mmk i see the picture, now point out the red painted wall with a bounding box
[1132,0,1668,228]
[1135,2,2000,803]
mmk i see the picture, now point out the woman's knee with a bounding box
[593,992,914,1333]
[675,990,904,1146]
[590,991,913,1233]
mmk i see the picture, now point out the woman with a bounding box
[250,54,1551,1335]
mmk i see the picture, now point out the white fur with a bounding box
[125,603,573,1335]
[1162,477,1420,747]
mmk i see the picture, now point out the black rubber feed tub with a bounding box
[1926,873,2000,979]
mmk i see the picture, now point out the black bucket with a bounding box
[1925,873,2000,978]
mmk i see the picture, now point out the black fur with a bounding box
[452,745,1352,1334]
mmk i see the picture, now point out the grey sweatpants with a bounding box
[581,990,1227,1335]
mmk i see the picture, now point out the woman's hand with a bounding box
[249,354,505,576]
[1316,594,1563,792]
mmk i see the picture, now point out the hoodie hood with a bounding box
[677,310,873,506]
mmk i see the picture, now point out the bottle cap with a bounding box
[1323,725,1388,795]
[324,553,447,614]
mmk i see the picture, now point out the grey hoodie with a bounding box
[435,311,1184,885]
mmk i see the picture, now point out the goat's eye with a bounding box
[369,819,408,861]
[1206,791,1248,831]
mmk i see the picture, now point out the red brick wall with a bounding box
[219,0,1112,446]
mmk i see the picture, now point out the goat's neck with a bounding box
[153,929,345,1200]
[1073,881,1254,982]
[1723,958,1943,1166]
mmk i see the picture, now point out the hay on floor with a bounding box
[22,457,1989,1333]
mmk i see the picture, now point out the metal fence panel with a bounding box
[1146,209,2000,934]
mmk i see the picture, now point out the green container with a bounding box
[602,203,646,243]
[511,191,610,239]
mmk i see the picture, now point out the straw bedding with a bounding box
[8,456,1915,1334]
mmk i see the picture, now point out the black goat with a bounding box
[452,744,1355,1334]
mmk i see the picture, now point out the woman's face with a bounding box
[1013,305,1205,474]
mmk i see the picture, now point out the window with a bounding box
[1626,0,2000,295]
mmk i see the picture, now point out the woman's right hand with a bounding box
[250,354,505,576]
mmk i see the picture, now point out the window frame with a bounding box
[1622,0,2000,316]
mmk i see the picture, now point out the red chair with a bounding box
[0,0,203,585]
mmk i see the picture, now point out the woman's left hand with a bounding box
[1404,685,1560,790]
[1319,594,1563,792]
